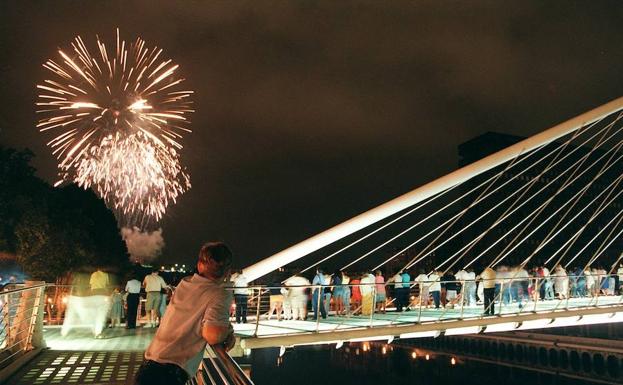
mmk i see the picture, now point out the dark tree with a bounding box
[0,146,129,282]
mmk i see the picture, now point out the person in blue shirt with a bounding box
[400,270,411,312]
[312,268,328,319]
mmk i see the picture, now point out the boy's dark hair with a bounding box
[198,242,233,278]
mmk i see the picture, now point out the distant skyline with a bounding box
[2,1,623,268]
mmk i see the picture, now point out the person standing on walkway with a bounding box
[267,280,284,321]
[90,267,109,295]
[414,270,430,308]
[125,276,142,329]
[514,265,530,308]
[374,270,386,313]
[331,270,345,316]
[135,242,235,385]
[553,264,569,299]
[341,271,351,317]
[231,269,249,324]
[390,271,404,311]
[360,272,376,316]
[143,269,168,328]
[312,268,328,319]
[400,270,411,311]
[284,274,310,320]
[109,287,124,328]
[480,267,497,316]
[323,271,333,314]
[427,270,441,309]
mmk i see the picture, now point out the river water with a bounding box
[245,337,620,385]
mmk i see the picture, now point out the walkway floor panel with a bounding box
[7,350,143,385]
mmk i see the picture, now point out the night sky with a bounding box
[2,1,623,268]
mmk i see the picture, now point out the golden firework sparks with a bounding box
[37,29,194,226]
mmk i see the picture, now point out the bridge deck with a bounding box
[6,296,622,384]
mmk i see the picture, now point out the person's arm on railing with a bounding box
[202,323,235,350]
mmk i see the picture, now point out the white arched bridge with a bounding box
[3,96,623,384]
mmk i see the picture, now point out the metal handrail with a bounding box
[195,344,254,385]
[0,283,45,369]
[229,274,622,341]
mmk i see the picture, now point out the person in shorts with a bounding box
[143,269,168,327]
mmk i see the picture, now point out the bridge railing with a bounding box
[32,273,622,341]
[232,273,623,339]
[0,282,46,371]
[191,344,254,385]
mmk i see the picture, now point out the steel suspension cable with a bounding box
[487,121,621,269]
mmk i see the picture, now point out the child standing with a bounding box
[110,287,124,328]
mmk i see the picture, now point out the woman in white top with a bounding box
[553,265,569,299]
[414,272,429,307]
[284,275,311,320]
[585,268,595,297]
[427,271,441,309]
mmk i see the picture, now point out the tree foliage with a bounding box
[0,146,129,281]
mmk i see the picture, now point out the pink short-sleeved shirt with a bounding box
[375,276,386,295]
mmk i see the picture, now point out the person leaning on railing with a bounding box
[479,267,496,316]
[134,242,236,385]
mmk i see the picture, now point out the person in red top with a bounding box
[350,276,362,315]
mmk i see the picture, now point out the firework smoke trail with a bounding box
[36,29,194,226]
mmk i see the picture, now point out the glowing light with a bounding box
[483,322,519,333]
[350,335,393,342]
[516,318,554,330]
[548,316,583,328]
[411,352,417,359]
[61,297,68,304]
[451,357,456,365]
[279,346,286,357]
[574,312,623,326]
[362,344,369,352]
[381,346,387,355]
[37,29,193,226]
[335,341,344,349]
[425,354,430,360]
[444,326,481,336]
[399,331,439,339]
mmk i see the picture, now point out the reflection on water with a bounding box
[247,341,612,385]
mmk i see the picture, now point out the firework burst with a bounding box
[37,29,194,226]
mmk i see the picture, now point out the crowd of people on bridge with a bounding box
[81,268,172,332]
[228,263,623,322]
[79,260,623,331]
